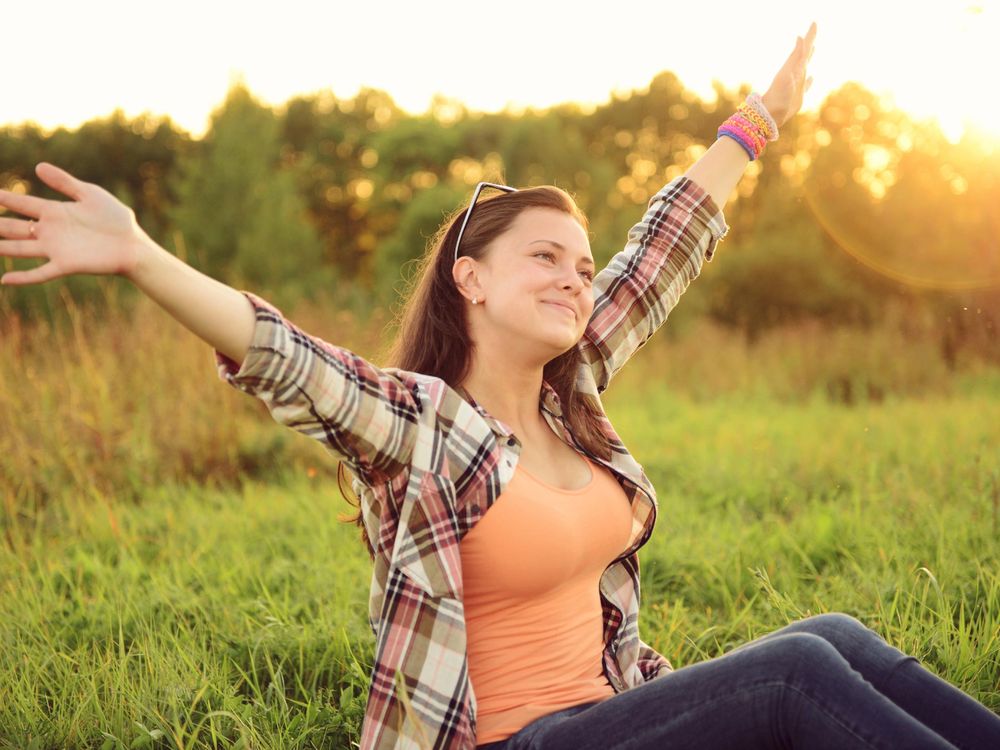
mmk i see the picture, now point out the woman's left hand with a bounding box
[761,21,817,130]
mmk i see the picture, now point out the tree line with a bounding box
[1,72,996,365]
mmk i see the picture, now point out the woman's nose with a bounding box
[561,268,584,291]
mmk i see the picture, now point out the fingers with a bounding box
[780,38,801,75]
[0,238,48,259]
[0,187,46,219]
[0,229,53,286]
[803,21,817,62]
[0,163,85,221]
[0,216,37,239]
[0,262,60,286]
[35,162,85,202]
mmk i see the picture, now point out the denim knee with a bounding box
[744,631,846,686]
[797,611,868,634]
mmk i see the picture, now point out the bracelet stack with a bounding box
[716,92,780,161]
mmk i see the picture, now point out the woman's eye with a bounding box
[534,252,592,281]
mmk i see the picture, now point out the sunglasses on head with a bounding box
[453,181,519,262]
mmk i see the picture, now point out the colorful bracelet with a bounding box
[739,107,773,141]
[716,92,780,161]
[746,92,779,142]
[718,128,758,161]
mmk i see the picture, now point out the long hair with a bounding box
[339,184,613,561]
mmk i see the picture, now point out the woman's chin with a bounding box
[538,329,581,355]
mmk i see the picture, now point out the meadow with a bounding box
[1,288,998,748]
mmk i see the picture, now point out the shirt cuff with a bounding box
[214,290,290,392]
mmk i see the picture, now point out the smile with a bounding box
[544,302,576,319]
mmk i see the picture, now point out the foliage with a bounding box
[164,83,335,310]
[1,74,997,357]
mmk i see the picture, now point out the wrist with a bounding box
[716,95,773,161]
[123,229,163,285]
[759,92,783,131]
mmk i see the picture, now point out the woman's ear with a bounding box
[452,256,484,304]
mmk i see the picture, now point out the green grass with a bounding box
[1,475,372,749]
[2,378,998,748]
[1,289,998,747]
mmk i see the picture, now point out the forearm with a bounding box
[682,135,751,211]
[124,232,256,367]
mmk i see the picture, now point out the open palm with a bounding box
[0,163,145,286]
[762,21,818,129]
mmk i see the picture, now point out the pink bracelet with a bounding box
[716,92,778,160]
[729,114,767,151]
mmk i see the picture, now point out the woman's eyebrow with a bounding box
[528,239,595,266]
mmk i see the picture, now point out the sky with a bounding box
[4,1,998,143]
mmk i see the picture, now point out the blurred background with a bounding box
[1,3,998,746]
[0,0,998,544]
[1,0,998,516]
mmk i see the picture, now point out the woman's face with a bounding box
[457,207,596,363]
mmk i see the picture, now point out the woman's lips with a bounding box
[543,301,576,319]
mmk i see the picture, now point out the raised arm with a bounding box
[578,175,729,394]
[0,163,418,485]
[686,22,816,210]
[579,22,817,393]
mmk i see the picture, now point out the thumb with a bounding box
[35,162,84,202]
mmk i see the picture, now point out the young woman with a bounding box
[3,21,999,750]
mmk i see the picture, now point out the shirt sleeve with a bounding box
[636,636,674,682]
[579,175,729,394]
[214,290,419,486]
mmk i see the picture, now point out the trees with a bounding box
[166,82,334,311]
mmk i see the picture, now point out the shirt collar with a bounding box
[539,380,564,418]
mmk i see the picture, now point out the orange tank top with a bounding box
[459,453,633,746]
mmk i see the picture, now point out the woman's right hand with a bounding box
[0,162,148,286]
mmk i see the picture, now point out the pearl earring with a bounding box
[472,296,478,305]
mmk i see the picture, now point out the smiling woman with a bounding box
[454,205,598,360]
[3,17,1000,750]
[387,181,606,462]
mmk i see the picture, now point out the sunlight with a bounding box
[1,0,996,149]
[887,3,1000,144]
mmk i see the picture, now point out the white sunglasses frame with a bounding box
[452,181,519,262]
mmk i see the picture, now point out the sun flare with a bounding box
[882,3,1000,144]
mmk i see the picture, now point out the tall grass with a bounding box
[1,289,997,747]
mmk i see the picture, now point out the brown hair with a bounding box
[339,184,613,561]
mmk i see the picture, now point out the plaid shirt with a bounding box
[215,175,729,749]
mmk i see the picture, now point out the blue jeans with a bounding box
[476,613,1000,750]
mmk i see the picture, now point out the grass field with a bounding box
[1,293,998,748]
